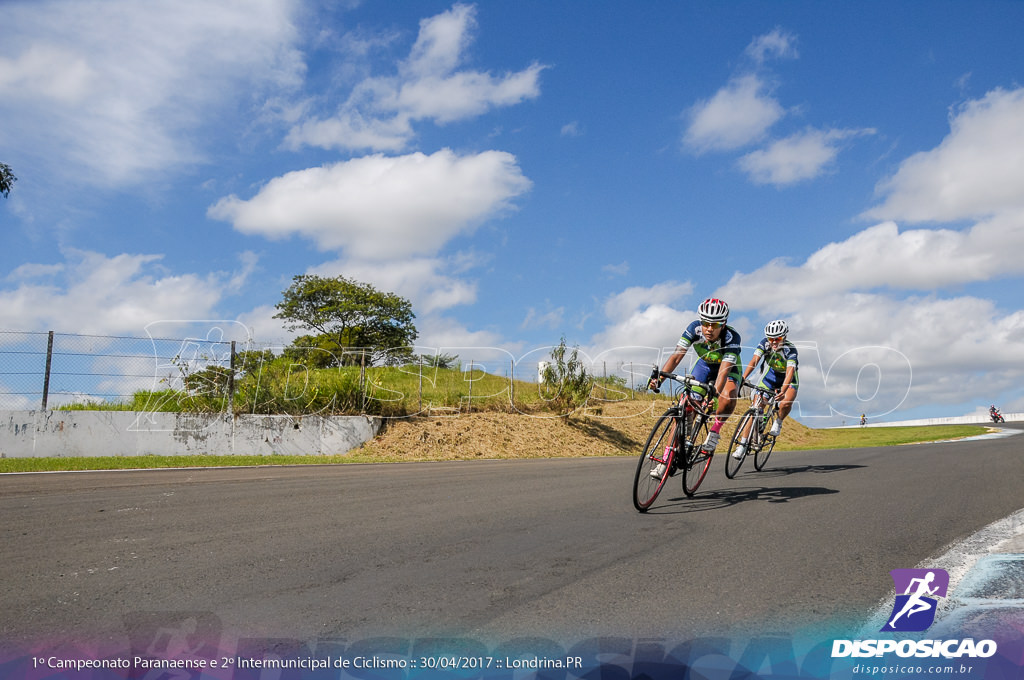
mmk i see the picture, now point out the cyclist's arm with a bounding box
[741,351,761,381]
[661,346,687,374]
[778,365,796,394]
[715,361,734,395]
[649,346,687,389]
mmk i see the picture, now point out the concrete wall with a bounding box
[0,410,382,458]
[853,413,1022,428]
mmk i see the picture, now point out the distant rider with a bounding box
[647,298,742,478]
[732,319,798,460]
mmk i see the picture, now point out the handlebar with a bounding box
[648,368,716,397]
[742,379,781,404]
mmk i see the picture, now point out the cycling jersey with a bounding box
[677,320,742,386]
[752,337,799,390]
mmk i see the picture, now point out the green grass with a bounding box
[0,453,373,473]
[776,424,987,450]
[54,364,596,416]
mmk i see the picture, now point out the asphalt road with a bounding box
[2,426,1023,655]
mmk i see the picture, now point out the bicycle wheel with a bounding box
[754,410,777,471]
[632,408,680,512]
[681,411,712,496]
[724,410,756,479]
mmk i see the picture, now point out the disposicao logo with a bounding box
[831,567,998,660]
[881,568,949,632]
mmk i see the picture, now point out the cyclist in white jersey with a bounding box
[647,298,742,478]
[732,319,798,460]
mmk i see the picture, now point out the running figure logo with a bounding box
[881,568,950,632]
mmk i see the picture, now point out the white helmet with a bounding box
[765,319,789,338]
[698,298,729,323]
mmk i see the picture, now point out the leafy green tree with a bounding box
[417,352,459,369]
[282,333,347,369]
[274,275,418,366]
[235,348,278,377]
[541,337,593,415]
[183,364,234,396]
[0,163,16,198]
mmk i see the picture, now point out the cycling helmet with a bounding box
[698,298,729,323]
[764,319,789,338]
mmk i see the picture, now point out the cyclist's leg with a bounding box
[704,366,740,453]
[769,370,798,436]
[690,360,722,452]
[650,415,680,479]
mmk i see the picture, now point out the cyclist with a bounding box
[647,297,742,478]
[732,319,798,460]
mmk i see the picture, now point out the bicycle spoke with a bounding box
[725,410,755,479]
[633,410,679,511]
[682,412,712,496]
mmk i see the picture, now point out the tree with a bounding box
[274,275,418,366]
[541,337,593,415]
[417,352,459,369]
[0,163,16,198]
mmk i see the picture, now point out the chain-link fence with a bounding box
[0,330,662,414]
[0,330,237,410]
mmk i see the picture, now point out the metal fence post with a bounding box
[41,330,54,410]
[228,340,236,415]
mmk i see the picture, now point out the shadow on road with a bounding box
[754,463,867,477]
[653,484,840,513]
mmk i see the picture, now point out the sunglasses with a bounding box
[700,320,723,329]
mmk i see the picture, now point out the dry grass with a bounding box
[350,396,989,463]
[351,397,851,463]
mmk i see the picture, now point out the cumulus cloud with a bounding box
[285,3,545,152]
[0,250,230,334]
[738,127,876,186]
[310,254,482,316]
[683,74,785,153]
[866,86,1024,223]
[603,281,693,322]
[0,0,303,186]
[208,148,532,259]
[745,28,798,64]
[718,214,1024,311]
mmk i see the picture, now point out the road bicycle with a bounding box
[632,369,717,512]
[724,380,781,478]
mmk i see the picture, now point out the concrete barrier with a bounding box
[845,413,1023,428]
[0,410,382,458]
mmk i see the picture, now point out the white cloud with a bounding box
[0,250,227,335]
[745,28,798,64]
[521,305,566,331]
[0,0,303,186]
[602,261,629,277]
[208,148,532,259]
[684,74,785,153]
[285,3,545,152]
[561,121,583,137]
[866,86,1024,223]
[720,213,1024,310]
[310,255,480,315]
[738,127,875,186]
[603,281,693,322]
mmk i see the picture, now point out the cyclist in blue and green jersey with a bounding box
[732,319,798,460]
[647,298,742,478]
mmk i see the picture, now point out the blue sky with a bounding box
[3,0,1024,424]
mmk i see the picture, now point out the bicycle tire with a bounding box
[754,410,778,471]
[682,410,712,496]
[724,409,756,479]
[632,408,679,512]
